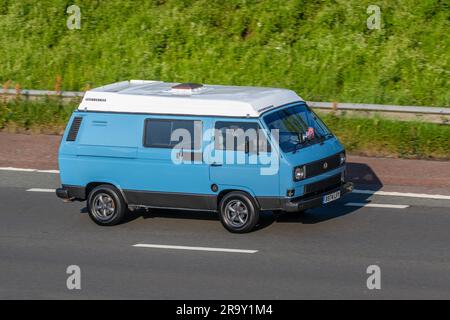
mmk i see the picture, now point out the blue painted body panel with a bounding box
[59,108,345,201]
[205,118,279,197]
[281,137,345,197]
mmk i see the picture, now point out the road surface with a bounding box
[0,170,449,299]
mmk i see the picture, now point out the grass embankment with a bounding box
[0,98,75,134]
[0,0,449,106]
[1,99,449,159]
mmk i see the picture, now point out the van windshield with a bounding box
[263,102,332,153]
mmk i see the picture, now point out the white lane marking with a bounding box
[0,167,60,174]
[133,244,258,254]
[353,189,450,200]
[345,202,409,209]
[27,188,56,193]
[38,170,60,174]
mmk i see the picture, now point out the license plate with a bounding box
[323,190,341,204]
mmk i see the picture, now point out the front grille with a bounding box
[66,117,83,141]
[305,153,341,179]
[304,174,341,195]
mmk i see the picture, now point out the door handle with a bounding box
[211,163,223,167]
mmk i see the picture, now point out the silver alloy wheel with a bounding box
[225,200,249,227]
[92,193,116,221]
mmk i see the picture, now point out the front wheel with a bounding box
[219,192,260,233]
[87,185,127,226]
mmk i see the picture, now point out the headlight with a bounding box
[294,166,306,181]
[339,152,346,165]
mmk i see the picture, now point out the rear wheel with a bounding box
[87,185,126,226]
[219,192,259,233]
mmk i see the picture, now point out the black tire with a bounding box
[219,191,260,233]
[87,184,127,226]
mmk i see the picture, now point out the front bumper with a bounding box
[281,181,353,212]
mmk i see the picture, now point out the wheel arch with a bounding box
[85,182,128,204]
[217,188,260,210]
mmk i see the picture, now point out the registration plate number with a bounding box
[323,190,341,204]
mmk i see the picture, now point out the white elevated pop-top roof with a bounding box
[79,80,303,117]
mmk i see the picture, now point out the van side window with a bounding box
[144,119,202,149]
[215,121,270,153]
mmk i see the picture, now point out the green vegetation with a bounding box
[0,98,75,134]
[319,112,450,159]
[1,1,448,158]
[1,99,449,159]
[0,0,449,106]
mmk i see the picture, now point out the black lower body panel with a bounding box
[256,197,282,211]
[124,190,218,211]
[56,182,352,213]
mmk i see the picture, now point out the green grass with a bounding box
[0,98,75,134]
[1,99,449,159]
[0,0,449,106]
[318,112,450,159]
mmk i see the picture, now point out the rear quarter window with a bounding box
[144,119,202,149]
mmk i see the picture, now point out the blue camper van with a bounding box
[57,80,353,233]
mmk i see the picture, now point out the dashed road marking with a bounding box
[133,244,258,254]
[345,202,409,209]
[0,167,60,174]
[27,188,55,193]
[353,189,450,200]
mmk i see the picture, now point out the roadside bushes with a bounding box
[0,98,75,134]
[320,113,450,159]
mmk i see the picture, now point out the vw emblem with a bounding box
[323,162,328,169]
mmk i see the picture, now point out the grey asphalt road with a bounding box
[0,171,450,300]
